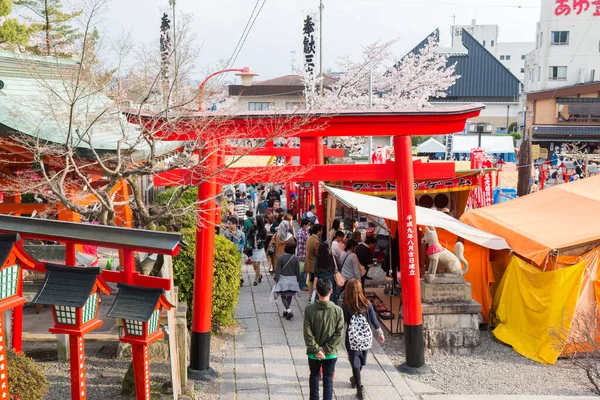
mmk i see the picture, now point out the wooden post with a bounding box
[11,268,23,353]
[69,335,87,400]
[132,343,151,400]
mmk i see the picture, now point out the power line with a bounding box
[229,0,268,71]
[223,0,261,72]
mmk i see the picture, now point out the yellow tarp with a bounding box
[492,255,586,364]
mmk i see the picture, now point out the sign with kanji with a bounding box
[0,316,8,400]
[555,0,600,16]
[406,215,416,277]
[445,134,454,161]
[342,176,477,194]
[303,12,318,75]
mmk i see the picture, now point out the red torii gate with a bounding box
[126,104,484,375]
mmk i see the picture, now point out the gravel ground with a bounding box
[381,329,597,396]
[22,334,227,400]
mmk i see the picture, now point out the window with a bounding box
[455,28,461,36]
[249,102,273,111]
[500,55,505,60]
[483,40,486,47]
[551,31,569,45]
[549,66,568,80]
[521,68,525,73]
[505,55,511,61]
[521,55,526,60]
[591,69,596,82]
[538,66,541,81]
[285,102,302,110]
[491,40,495,47]
[540,32,543,47]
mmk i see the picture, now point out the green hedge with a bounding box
[173,228,241,328]
[8,349,48,400]
[153,187,199,229]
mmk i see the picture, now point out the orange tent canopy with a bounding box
[461,175,600,266]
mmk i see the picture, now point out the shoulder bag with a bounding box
[332,256,346,288]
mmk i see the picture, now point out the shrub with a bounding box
[173,228,241,328]
[153,187,199,230]
[7,349,48,400]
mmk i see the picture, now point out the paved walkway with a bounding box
[220,262,418,400]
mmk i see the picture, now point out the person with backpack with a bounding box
[302,204,319,225]
[273,242,301,320]
[341,279,385,399]
[303,278,344,400]
[247,216,268,286]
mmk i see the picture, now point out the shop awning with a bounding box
[324,185,510,250]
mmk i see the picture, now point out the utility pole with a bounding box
[290,50,296,74]
[450,14,456,47]
[319,0,324,96]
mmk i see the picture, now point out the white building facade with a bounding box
[524,0,600,92]
[451,20,535,82]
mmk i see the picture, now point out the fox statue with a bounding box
[421,226,469,280]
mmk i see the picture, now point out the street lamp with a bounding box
[198,67,258,111]
[540,160,551,190]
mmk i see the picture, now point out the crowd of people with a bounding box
[219,182,388,399]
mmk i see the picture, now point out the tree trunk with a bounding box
[517,135,532,197]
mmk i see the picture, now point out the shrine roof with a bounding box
[107,283,164,322]
[0,233,19,267]
[0,215,182,255]
[0,52,182,158]
[32,264,100,307]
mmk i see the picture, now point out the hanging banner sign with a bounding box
[341,176,478,194]
[302,12,318,75]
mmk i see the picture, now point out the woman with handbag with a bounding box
[247,216,268,286]
[340,240,367,285]
[314,242,341,304]
[272,242,301,320]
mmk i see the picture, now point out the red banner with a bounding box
[342,176,478,194]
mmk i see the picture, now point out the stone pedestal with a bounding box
[420,274,481,355]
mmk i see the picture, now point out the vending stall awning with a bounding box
[323,184,510,250]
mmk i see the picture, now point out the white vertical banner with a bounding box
[302,10,319,76]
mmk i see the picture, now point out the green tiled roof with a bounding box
[0,52,182,157]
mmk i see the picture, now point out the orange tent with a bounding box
[461,175,600,266]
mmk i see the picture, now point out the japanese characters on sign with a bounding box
[555,0,600,16]
[342,176,477,194]
[406,215,416,277]
[303,13,317,75]
[77,336,86,399]
[0,316,7,400]
[445,134,454,161]
[482,172,493,207]
[143,346,151,400]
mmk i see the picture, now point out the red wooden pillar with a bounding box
[190,149,218,377]
[11,267,23,353]
[122,249,135,285]
[285,156,294,213]
[132,343,150,400]
[314,137,325,226]
[0,314,9,398]
[65,243,77,266]
[394,135,426,372]
[69,335,87,399]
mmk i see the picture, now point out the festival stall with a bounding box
[324,185,510,332]
[461,175,600,364]
[452,134,516,162]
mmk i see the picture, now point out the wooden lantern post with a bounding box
[107,283,173,400]
[32,265,111,400]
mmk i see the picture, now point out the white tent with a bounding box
[452,134,515,155]
[324,185,510,250]
[418,138,446,154]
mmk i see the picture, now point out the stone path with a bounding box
[220,261,418,400]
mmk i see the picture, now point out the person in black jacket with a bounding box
[314,242,338,304]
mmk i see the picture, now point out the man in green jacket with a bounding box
[303,278,344,400]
